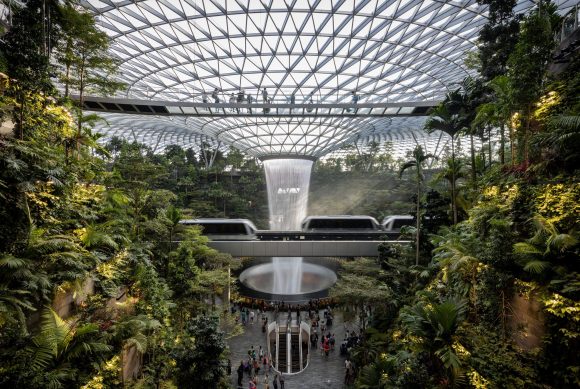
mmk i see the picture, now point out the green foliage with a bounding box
[172,315,227,388]
[0,0,55,94]
[514,215,579,297]
[23,308,111,388]
[540,292,580,386]
[476,0,520,80]
[461,324,542,388]
[331,272,392,308]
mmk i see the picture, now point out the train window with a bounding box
[308,219,375,229]
[199,223,248,234]
[393,219,414,229]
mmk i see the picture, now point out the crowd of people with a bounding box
[201,89,360,115]
[231,298,364,388]
[236,352,285,389]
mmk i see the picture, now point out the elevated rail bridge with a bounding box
[206,231,408,257]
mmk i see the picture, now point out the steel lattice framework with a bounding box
[82,0,576,157]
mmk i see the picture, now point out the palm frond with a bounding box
[399,161,417,177]
[513,242,543,256]
[548,233,578,252]
[435,345,462,371]
[550,115,580,130]
[523,260,551,274]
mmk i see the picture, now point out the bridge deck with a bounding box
[75,95,436,118]
[207,240,407,257]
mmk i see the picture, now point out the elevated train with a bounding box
[180,215,406,241]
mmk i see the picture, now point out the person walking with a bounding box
[272,373,278,389]
[229,93,236,112]
[247,93,253,114]
[236,89,244,113]
[348,91,359,113]
[263,374,270,389]
[237,360,244,387]
[289,93,295,113]
[279,373,285,389]
[212,87,220,103]
[262,88,268,103]
[344,358,352,384]
[253,357,260,376]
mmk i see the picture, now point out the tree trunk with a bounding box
[524,105,531,163]
[500,123,505,165]
[469,134,476,184]
[77,62,85,159]
[487,126,493,168]
[451,137,457,224]
[64,63,70,98]
[18,94,25,140]
[415,169,421,266]
[509,123,515,167]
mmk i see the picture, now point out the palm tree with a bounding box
[432,158,467,222]
[425,90,470,224]
[473,76,514,166]
[431,227,480,312]
[166,205,182,252]
[401,299,467,384]
[399,146,436,265]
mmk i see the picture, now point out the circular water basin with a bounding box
[239,261,337,298]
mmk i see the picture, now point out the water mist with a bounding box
[263,158,313,295]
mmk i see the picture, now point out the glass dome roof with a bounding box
[81,0,576,157]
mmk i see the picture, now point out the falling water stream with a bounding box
[263,158,313,295]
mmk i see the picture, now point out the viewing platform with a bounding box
[75,95,437,118]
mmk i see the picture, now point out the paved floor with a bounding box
[228,309,355,389]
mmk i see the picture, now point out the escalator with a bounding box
[291,331,300,372]
[278,331,287,372]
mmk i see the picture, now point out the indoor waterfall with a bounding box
[263,158,313,295]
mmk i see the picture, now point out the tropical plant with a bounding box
[399,145,436,265]
[425,89,470,223]
[476,0,520,81]
[165,205,183,253]
[401,298,467,384]
[172,315,226,388]
[0,254,47,332]
[55,3,124,154]
[531,115,580,174]
[473,75,514,165]
[432,226,481,310]
[507,4,557,162]
[23,308,111,388]
[513,214,578,275]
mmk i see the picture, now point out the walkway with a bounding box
[228,309,353,389]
